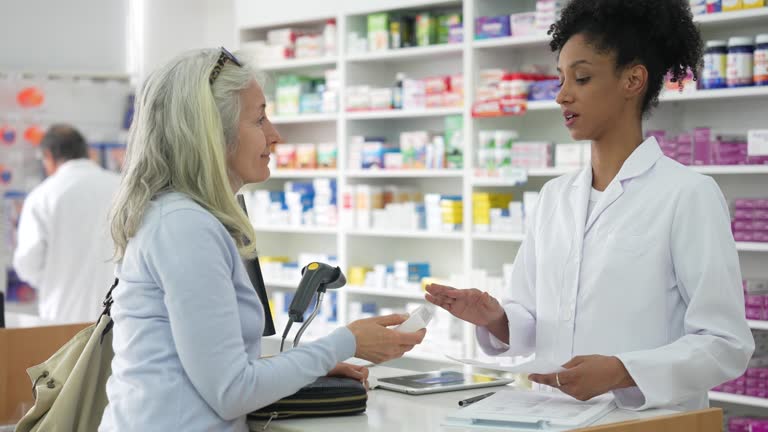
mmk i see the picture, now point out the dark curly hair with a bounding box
[549,0,703,115]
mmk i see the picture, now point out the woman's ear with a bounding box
[623,63,648,100]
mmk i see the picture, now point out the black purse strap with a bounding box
[99,278,119,343]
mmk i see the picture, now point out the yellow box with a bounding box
[743,0,764,7]
[723,0,743,11]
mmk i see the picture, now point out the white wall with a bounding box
[235,0,455,29]
[0,0,129,73]
[141,0,237,77]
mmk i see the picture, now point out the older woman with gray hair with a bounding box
[100,48,426,431]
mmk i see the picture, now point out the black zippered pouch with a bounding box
[248,376,367,426]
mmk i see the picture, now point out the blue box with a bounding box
[475,16,511,39]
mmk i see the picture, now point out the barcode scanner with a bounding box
[280,262,346,352]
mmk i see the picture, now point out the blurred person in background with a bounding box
[13,124,120,324]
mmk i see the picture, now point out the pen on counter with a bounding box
[458,391,495,407]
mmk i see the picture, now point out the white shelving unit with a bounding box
[259,57,338,71]
[346,285,425,300]
[270,113,337,124]
[346,107,463,120]
[239,4,768,405]
[347,169,463,178]
[346,229,463,240]
[347,44,463,62]
[269,169,338,179]
[710,392,768,409]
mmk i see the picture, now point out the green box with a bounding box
[367,13,390,51]
[444,115,464,169]
[415,13,437,46]
[438,13,462,44]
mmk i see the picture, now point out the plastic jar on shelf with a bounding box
[727,37,755,88]
[702,40,728,89]
[755,34,768,86]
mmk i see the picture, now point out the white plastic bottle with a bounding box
[395,303,435,332]
[323,19,337,57]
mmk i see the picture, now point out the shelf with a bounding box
[660,86,768,102]
[709,391,768,408]
[259,56,337,71]
[473,34,550,49]
[404,351,453,363]
[693,166,768,175]
[347,229,463,240]
[346,107,463,120]
[693,8,768,25]
[480,87,768,117]
[473,232,525,242]
[264,280,299,289]
[347,169,463,178]
[345,285,425,300]
[346,44,462,63]
[269,169,338,179]
[748,320,768,331]
[737,242,768,252]
[252,225,338,235]
[270,113,337,124]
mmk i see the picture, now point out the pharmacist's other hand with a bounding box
[347,314,427,364]
[528,355,636,402]
[425,283,504,327]
[327,362,370,390]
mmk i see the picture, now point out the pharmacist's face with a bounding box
[230,81,281,184]
[555,33,629,141]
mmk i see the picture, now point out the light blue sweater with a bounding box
[99,192,356,431]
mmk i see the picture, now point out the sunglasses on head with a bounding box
[209,47,242,85]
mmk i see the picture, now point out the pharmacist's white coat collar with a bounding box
[570,136,664,234]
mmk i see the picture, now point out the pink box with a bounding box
[736,232,756,242]
[756,210,768,221]
[735,209,755,220]
[756,232,768,243]
[735,199,758,210]
[747,378,768,389]
[752,422,768,432]
[746,305,764,320]
[722,383,746,394]
[747,368,768,379]
[747,294,766,306]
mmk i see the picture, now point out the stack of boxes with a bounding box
[713,330,768,399]
[476,129,554,173]
[247,179,337,227]
[350,9,463,54]
[733,199,768,243]
[273,69,338,116]
[744,279,768,320]
[648,129,768,166]
[346,74,463,112]
[689,0,767,16]
[347,116,464,171]
[474,1,562,39]
[426,194,463,232]
[473,193,513,232]
[728,416,768,432]
[274,143,337,169]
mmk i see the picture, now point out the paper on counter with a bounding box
[445,355,566,374]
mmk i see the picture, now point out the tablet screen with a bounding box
[378,371,499,389]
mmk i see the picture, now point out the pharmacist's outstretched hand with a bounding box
[529,355,636,402]
[425,283,504,327]
[347,314,427,364]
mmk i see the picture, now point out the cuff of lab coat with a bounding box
[475,303,535,357]
[613,353,649,410]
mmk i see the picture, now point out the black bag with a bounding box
[248,376,367,427]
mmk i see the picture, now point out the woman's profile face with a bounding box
[555,33,630,142]
[229,81,281,185]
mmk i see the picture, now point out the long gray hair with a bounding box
[110,48,260,260]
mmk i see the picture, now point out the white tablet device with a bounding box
[376,371,514,395]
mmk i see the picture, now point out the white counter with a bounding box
[249,364,678,432]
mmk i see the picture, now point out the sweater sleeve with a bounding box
[145,208,355,420]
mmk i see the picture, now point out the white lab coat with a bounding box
[477,137,754,411]
[13,159,120,324]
